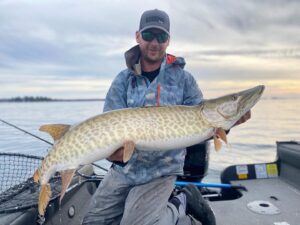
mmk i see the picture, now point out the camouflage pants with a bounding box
[82,168,201,225]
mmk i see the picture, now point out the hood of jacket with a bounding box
[124,45,186,75]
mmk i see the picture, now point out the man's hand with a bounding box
[107,147,124,162]
[233,110,251,127]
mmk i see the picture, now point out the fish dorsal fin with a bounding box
[215,128,227,144]
[123,141,135,163]
[59,169,76,204]
[38,184,52,216]
[39,124,71,141]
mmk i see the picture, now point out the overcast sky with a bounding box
[0,0,299,99]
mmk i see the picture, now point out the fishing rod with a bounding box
[0,118,52,145]
[0,118,109,172]
[175,181,247,191]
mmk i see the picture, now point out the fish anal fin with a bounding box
[38,184,52,216]
[59,169,76,204]
[39,124,71,141]
[123,141,135,163]
[33,169,40,183]
[214,136,222,151]
[216,128,228,144]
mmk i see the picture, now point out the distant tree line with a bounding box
[0,96,53,102]
[0,96,104,102]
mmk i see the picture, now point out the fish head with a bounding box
[201,85,265,130]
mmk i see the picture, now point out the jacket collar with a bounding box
[124,45,186,75]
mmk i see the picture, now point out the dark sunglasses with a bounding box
[141,31,169,43]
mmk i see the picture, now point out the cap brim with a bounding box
[139,25,170,35]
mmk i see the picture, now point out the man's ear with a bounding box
[135,31,141,44]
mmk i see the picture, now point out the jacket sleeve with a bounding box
[103,71,128,113]
[182,71,203,106]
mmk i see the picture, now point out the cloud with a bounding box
[0,72,112,98]
[0,0,299,98]
[170,0,300,45]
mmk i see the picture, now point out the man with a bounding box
[83,9,250,225]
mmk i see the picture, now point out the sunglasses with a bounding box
[141,31,169,43]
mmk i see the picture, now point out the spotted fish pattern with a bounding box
[33,85,265,216]
[38,105,212,184]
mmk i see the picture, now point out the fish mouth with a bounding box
[257,85,265,96]
[238,85,265,112]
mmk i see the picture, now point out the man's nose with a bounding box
[149,37,159,44]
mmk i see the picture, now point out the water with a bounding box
[0,98,299,183]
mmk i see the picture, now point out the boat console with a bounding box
[209,141,300,225]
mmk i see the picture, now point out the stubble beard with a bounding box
[141,46,165,64]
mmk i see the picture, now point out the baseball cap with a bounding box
[139,9,170,35]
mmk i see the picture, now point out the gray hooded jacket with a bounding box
[103,45,203,184]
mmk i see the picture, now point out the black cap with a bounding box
[139,9,170,35]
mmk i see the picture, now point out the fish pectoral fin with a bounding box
[123,141,135,163]
[39,124,71,141]
[214,135,222,151]
[216,128,228,144]
[33,169,40,183]
[59,169,76,204]
[38,184,52,216]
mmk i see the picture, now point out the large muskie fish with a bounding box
[33,85,264,216]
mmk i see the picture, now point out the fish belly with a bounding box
[136,129,214,151]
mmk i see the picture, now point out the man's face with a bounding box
[136,28,170,64]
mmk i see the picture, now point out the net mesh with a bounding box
[0,153,60,214]
[0,152,100,214]
[0,153,43,194]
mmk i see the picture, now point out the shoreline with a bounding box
[0,99,105,103]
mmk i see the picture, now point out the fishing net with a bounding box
[0,153,42,213]
[0,152,103,214]
[0,153,42,193]
[0,153,64,214]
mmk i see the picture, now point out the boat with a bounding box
[0,141,299,225]
[210,141,300,225]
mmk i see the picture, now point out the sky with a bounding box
[0,0,299,99]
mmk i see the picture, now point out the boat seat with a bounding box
[178,142,209,182]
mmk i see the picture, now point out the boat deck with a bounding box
[210,177,300,225]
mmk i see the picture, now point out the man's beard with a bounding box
[141,46,165,64]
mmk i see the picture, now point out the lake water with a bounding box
[0,98,299,183]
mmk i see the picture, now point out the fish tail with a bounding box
[38,183,52,216]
